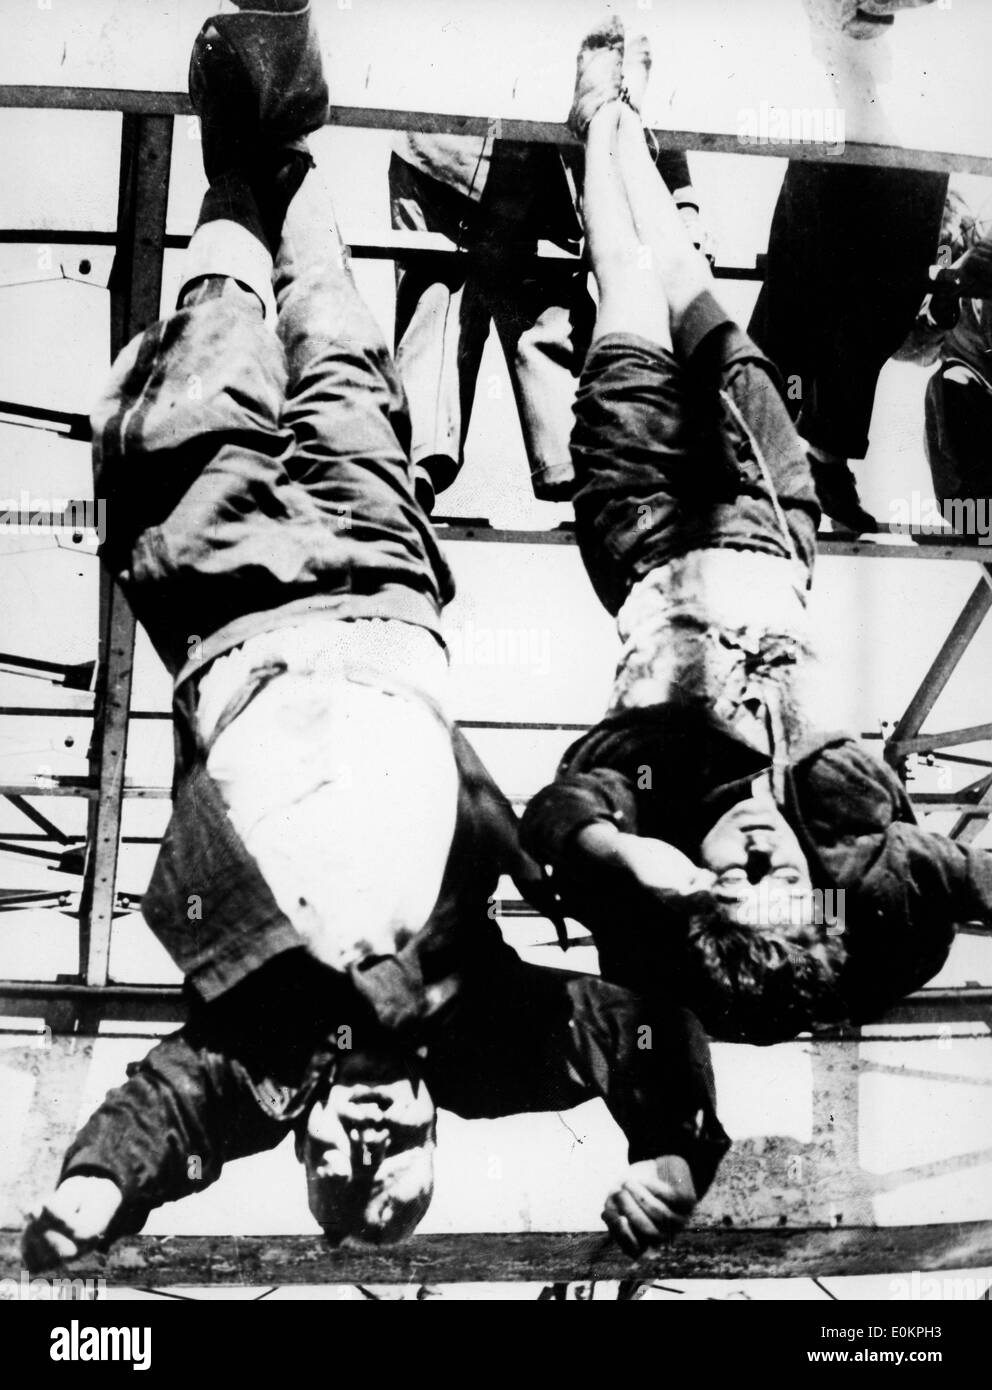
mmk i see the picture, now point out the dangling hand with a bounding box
[21,1176,123,1272]
[603,1155,698,1257]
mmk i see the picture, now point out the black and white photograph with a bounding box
[0,0,990,1350]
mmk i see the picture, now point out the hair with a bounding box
[679,890,847,1045]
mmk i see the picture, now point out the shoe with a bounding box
[189,1,329,183]
[808,454,878,534]
[566,16,624,139]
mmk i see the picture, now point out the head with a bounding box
[684,794,844,1042]
[680,889,846,1044]
[699,793,816,932]
[298,1045,436,1246]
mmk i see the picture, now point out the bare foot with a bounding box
[567,15,624,139]
[622,32,652,116]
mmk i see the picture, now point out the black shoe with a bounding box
[189,2,329,184]
[808,456,878,535]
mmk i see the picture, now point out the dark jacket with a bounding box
[522,704,992,1025]
[60,945,730,1235]
[91,273,454,685]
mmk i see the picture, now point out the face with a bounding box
[301,1048,436,1245]
[699,795,813,931]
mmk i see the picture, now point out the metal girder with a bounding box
[77,112,171,989]
[0,781,168,798]
[3,794,69,844]
[902,723,992,756]
[0,652,94,687]
[0,86,990,176]
[435,521,992,564]
[884,579,992,771]
[950,782,992,845]
[0,400,90,437]
[1,981,989,1033]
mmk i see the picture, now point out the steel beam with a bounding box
[0,86,990,176]
[885,580,992,771]
[77,113,171,988]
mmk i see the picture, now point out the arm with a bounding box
[522,769,709,901]
[426,955,729,1258]
[574,819,713,898]
[22,1026,286,1270]
[450,724,565,925]
[567,976,730,1256]
[521,766,640,868]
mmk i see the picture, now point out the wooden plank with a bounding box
[2,1222,990,1285]
[77,113,172,989]
[0,86,990,176]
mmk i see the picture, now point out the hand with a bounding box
[613,832,713,898]
[22,1176,123,1272]
[602,1155,698,1258]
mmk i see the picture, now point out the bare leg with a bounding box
[612,101,716,329]
[582,102,673,350]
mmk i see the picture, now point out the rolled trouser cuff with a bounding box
[179,219,275,317]
[672,287,736,361]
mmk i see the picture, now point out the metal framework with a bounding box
[0,84,990,1291]
[0,105,983,989]
[1,87,991,1020]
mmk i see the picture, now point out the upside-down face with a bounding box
[699,796,815,932]
[299,1048,436,1246]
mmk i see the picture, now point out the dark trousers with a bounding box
[924,368,992,519]
[569,314,820,616]
[92,184,453,677]
[390,150,595,499]
[749,161,948,459]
